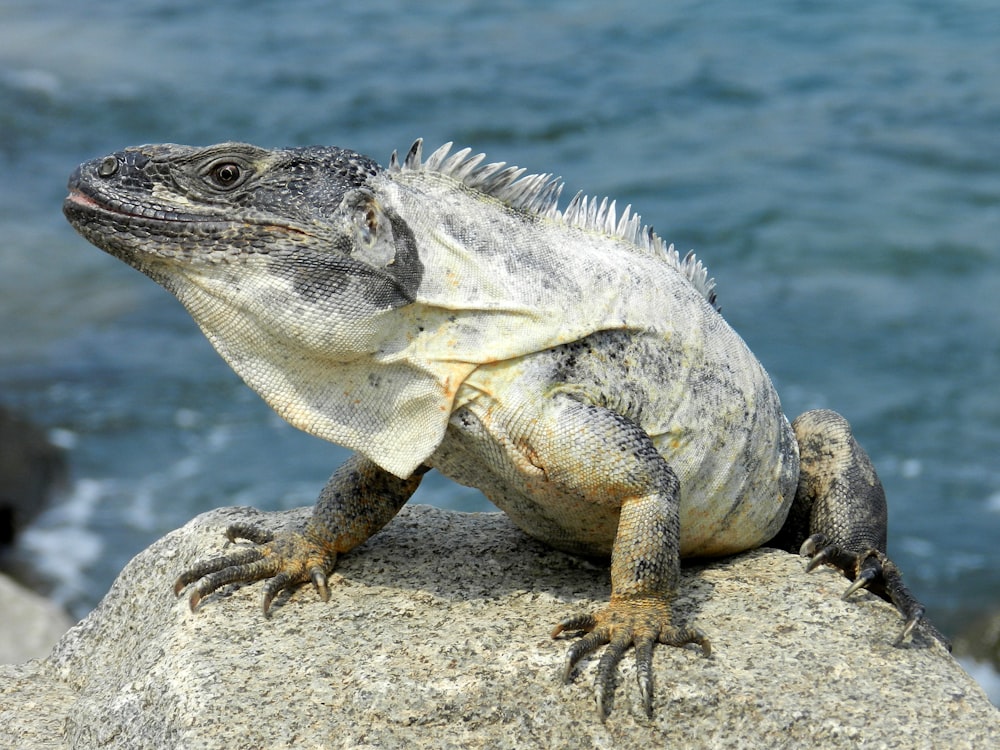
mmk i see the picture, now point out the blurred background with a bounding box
[0,0,997,700]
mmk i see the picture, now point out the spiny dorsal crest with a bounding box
[388,139,719,310]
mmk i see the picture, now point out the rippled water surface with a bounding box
[1,0,998,696]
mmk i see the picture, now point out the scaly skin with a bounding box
[173,455,425,613]
[773,410,949,646]
[63,140,947,720]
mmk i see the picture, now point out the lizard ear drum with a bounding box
[341,188,396,268]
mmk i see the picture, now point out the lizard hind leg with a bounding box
[778,409,949,649]
[513,393,711,719]
[551,480,711,721]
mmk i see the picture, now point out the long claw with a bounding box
[842,567,876,599]
[594,634,629,720]
[635,639,655,718]
[805,546,834,572]
[261,572,293,615]
[663,626,711,657]
[799,533,827,557]
[226,523,274,545]
[562,630,609,682]
[594,679,611,721]
[560,658,574,685]
[894,610,923,646]
[551,613,597,638]
[310,566,330,601]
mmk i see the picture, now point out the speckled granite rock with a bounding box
[1,504,997,749]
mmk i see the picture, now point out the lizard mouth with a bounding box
[64,188,213,225]
[64,188,313,239]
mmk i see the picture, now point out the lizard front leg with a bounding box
[489,392,710,719]
[175,454,424,614]
[553,491,710,720]
[772,409,948,648]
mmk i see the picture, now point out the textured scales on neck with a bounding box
[389,139,719,310]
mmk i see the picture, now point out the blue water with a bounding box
[1,0,998,698]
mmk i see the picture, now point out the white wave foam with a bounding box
[17,478,106,610]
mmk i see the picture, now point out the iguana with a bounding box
[63,139,947,719]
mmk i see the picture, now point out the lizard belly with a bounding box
[649,340,800,557]
[667,405,798,557]
[431,403,622,557]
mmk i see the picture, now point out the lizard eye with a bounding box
[97,155,120,178]
[206,161,246,189]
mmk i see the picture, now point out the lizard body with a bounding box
[63,140,945,718]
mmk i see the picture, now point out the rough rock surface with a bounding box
[0,573,73,664]
[0,404,66,547]
[1,504,996,749]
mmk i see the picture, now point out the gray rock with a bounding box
[0,573,73,664]
[0,405,67,548]
[955,609,1000,706]
[2,504,997,749]
[955,608,1000,668]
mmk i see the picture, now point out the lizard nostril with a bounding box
[97,155,120,178]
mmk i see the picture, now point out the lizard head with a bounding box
[63,142,424,357]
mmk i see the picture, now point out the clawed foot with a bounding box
[552,596,710,720]
[174,523,337,615]
[800,533,950,649]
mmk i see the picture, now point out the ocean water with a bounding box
[1,0,998,699]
